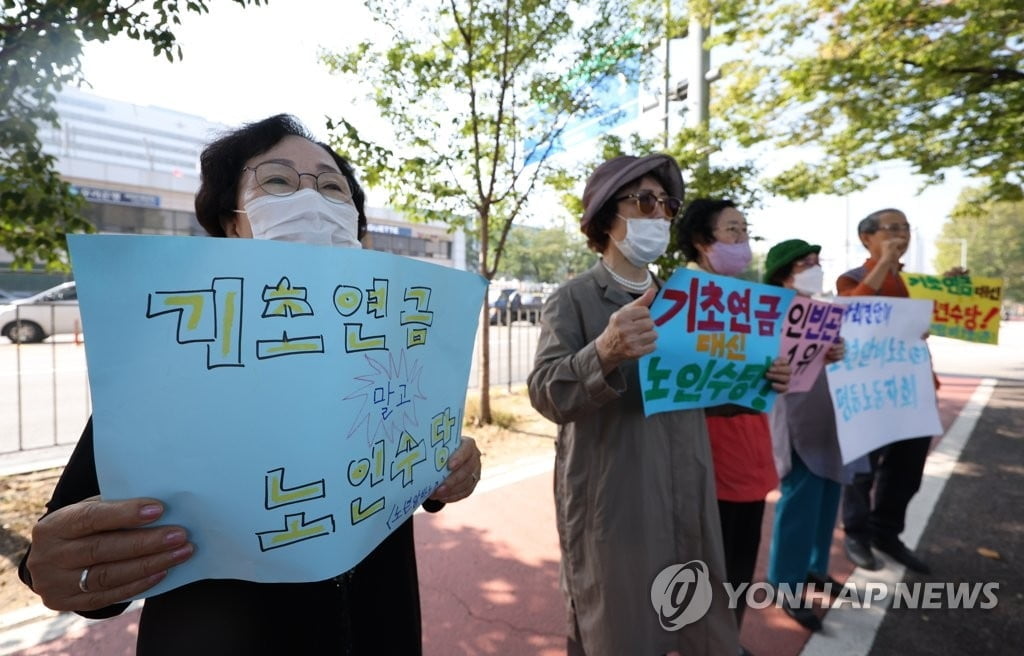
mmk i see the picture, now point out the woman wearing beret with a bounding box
[528,155,738,656]
[763,239,846,632]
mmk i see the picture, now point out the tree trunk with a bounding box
[478,219,492,425]
[479,297,492,425]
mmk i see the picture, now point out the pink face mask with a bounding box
[706,241,752,275]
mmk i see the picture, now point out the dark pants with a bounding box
[842,436,932,544]
[718,499,766,628]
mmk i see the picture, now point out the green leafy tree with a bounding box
[936,187,1024,302]
[0,0,264,270]
[497,224,595,283]
[321,0,650,423]
[707,0,1024,200]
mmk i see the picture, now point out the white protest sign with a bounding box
[825,296,942,463]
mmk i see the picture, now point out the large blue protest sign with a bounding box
[68,234,486,598]
[825,296,942,463]
[640,268,796,415]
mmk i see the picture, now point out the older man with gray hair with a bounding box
[836,208,964,575]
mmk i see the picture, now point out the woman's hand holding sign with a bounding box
[430,437,481,503]
[26,496,193,611]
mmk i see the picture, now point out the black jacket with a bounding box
[19,418,437,655]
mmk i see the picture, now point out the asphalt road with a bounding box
[868,378,1023,656]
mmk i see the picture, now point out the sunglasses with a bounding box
[615,191,682,218]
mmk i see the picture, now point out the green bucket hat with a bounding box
[764,239,821,283]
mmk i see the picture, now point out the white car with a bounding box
[0,281,81,343]
[0,288,31,303]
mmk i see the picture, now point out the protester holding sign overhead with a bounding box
[674,199,790,646]
[528,155,739,656]
[837,208,943,575]
[763,239,849,632]
[18,115,482,654]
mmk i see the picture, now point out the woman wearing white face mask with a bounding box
[528,155,740,656]
[20,114,481,655]
[674,199,792,654]
[762,239,848,632]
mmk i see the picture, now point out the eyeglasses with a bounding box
[878,223,911,233]
[615,191,682,218]
[714,223,751,241]
[243,162,353,204]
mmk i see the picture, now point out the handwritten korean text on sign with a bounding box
[640,268,795,415]
[901,272,1003,345]
[779,296,844,393]
[825,296,941,463]
[68,234,486,598]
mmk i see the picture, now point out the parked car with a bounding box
[489,288,546,325]
[0,288,32,303]
[0,281,80,343]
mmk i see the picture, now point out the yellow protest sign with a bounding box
[900,273,1002,344]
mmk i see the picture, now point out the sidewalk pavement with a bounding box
[3,374,1018,656]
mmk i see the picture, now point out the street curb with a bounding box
[0,603,58,634]
[0,445,75,477]
[0,602,143,656]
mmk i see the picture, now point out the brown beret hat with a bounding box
[580,154,684,227]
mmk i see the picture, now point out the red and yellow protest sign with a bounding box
[900,273,1002,345]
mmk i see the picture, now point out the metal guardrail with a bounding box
[1,311,542,460]
[1,305,90,459]
[466,309,542,391]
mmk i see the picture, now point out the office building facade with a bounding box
[1,88,465,292]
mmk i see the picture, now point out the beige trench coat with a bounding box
[527,262,738,656]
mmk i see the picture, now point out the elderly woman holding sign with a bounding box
[762,239,847,632]
[674,198,791,647]
[527,155,739,656]
[19,115,481,654]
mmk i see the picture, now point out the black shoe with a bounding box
[874,538,931,574]
[781,598,822,632]
[805,572,843,599]
[844,536,881,570]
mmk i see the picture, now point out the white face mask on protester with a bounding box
[238,188,361,248]
[613,217,670,267]
[791,264,825,296]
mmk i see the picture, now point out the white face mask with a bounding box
[238,189,361,248]
[792,264,824,296]
[613,217,670,267]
